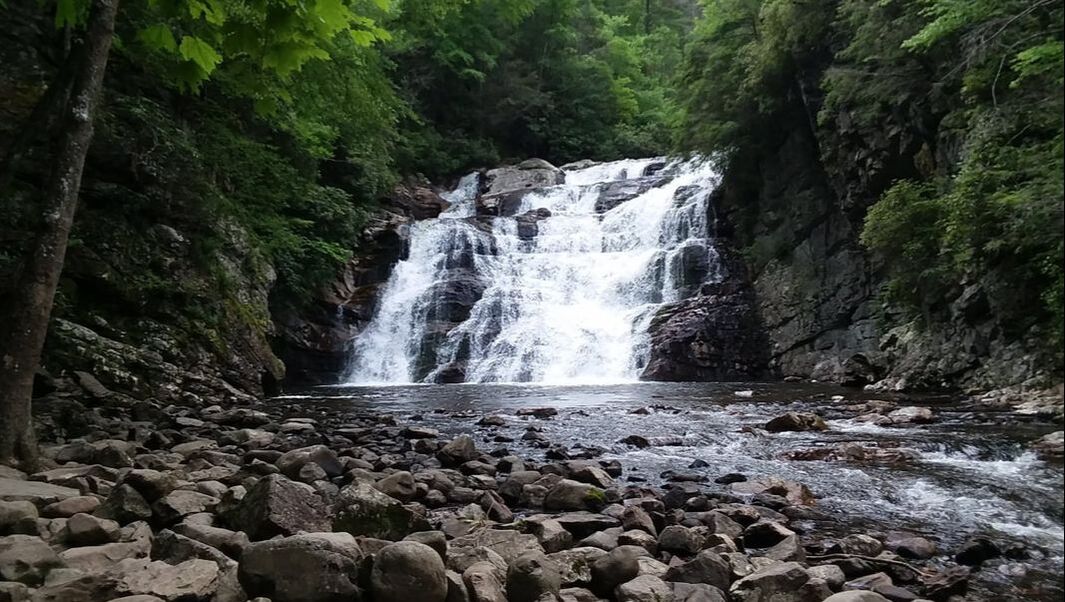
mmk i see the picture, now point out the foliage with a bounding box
[679,0,1064,356]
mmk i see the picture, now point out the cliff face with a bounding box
[715,119,1054,391]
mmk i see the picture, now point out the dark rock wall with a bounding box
[713,119,1053,390]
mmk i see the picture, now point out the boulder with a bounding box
[112,558,219,601]
[589,545,643,595]
[121,470,178,503]
[95,485,153,525]
[662,550,731,590]
[375,471,418,502]
[764,413,827,433]
[62,513,120,546]
[152,490,219,525]
[615,575,674,602]
[506,551,561,602]
[548,547,606,587]
[0,478,79,506]
[239,532,363,602]
[464,560,507,602]
[41,496,100,518]
[672,582,727,602]
[728,562,809,602]
[822,593,891,602]
[59,540,150,573]
[621,506,656,536]
[887,407,934,425]
[730,477,815,506]
[0,535,63,585]
[438,435,479,467]
[275,445,343,480]
[658,525,703,555]
[0,501,38,535]
[372,541,448,602]
[223,474,330,540]
[544,480,605,511]
[333,481,429,540]
[451,529,543,565]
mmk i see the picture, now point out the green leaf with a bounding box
[179,35,223,74]
[138,24,178,53]
[349,29,376,46]
[54,0,86,28]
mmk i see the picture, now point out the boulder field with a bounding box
[0,394,1032,602]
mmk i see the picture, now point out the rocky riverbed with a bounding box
[1,383,1062,602]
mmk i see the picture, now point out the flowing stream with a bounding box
[345,158,722,384]
[282,382,1065,601]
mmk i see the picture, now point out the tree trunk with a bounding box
[0,0,119,470]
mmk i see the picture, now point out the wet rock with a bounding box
[594,177,669,213]
[438,435,479,467]
[730,477,815,506]
[372,541,448,602]
[223,474,330,540]
[0,534,63,585]
[616,574,674,602]
[920,566,969,599]
[742,522,804,562]
[886,407,934,425]
[663,550,731,590]
[590,545,644,595]
[333,481,429,540]
[507,551,562,602]
[953,537,1000,566]
[1029,431,1063,460]
[402,426,441,439]
[240,532,363,602]
[544,480,605,511]
[886,536,936,560]
[764,412,827,433]
[618,435,686,448]
[728,562,809,602]
[517,408,559,418]
[570,464,614,489]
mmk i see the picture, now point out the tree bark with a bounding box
[0,0,119,470]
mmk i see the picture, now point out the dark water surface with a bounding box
[277,381,1064,600]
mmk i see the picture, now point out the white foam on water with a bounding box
[344,157,722,384]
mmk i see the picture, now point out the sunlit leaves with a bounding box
[137,23,177,52]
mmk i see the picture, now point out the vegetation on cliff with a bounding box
[677,0,1064,359]
[0,0,695,465]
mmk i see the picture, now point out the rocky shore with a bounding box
[3,387,1060,602]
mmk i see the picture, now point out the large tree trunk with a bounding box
[0,0,119,470]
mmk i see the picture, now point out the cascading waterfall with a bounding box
[345,157,723,384]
